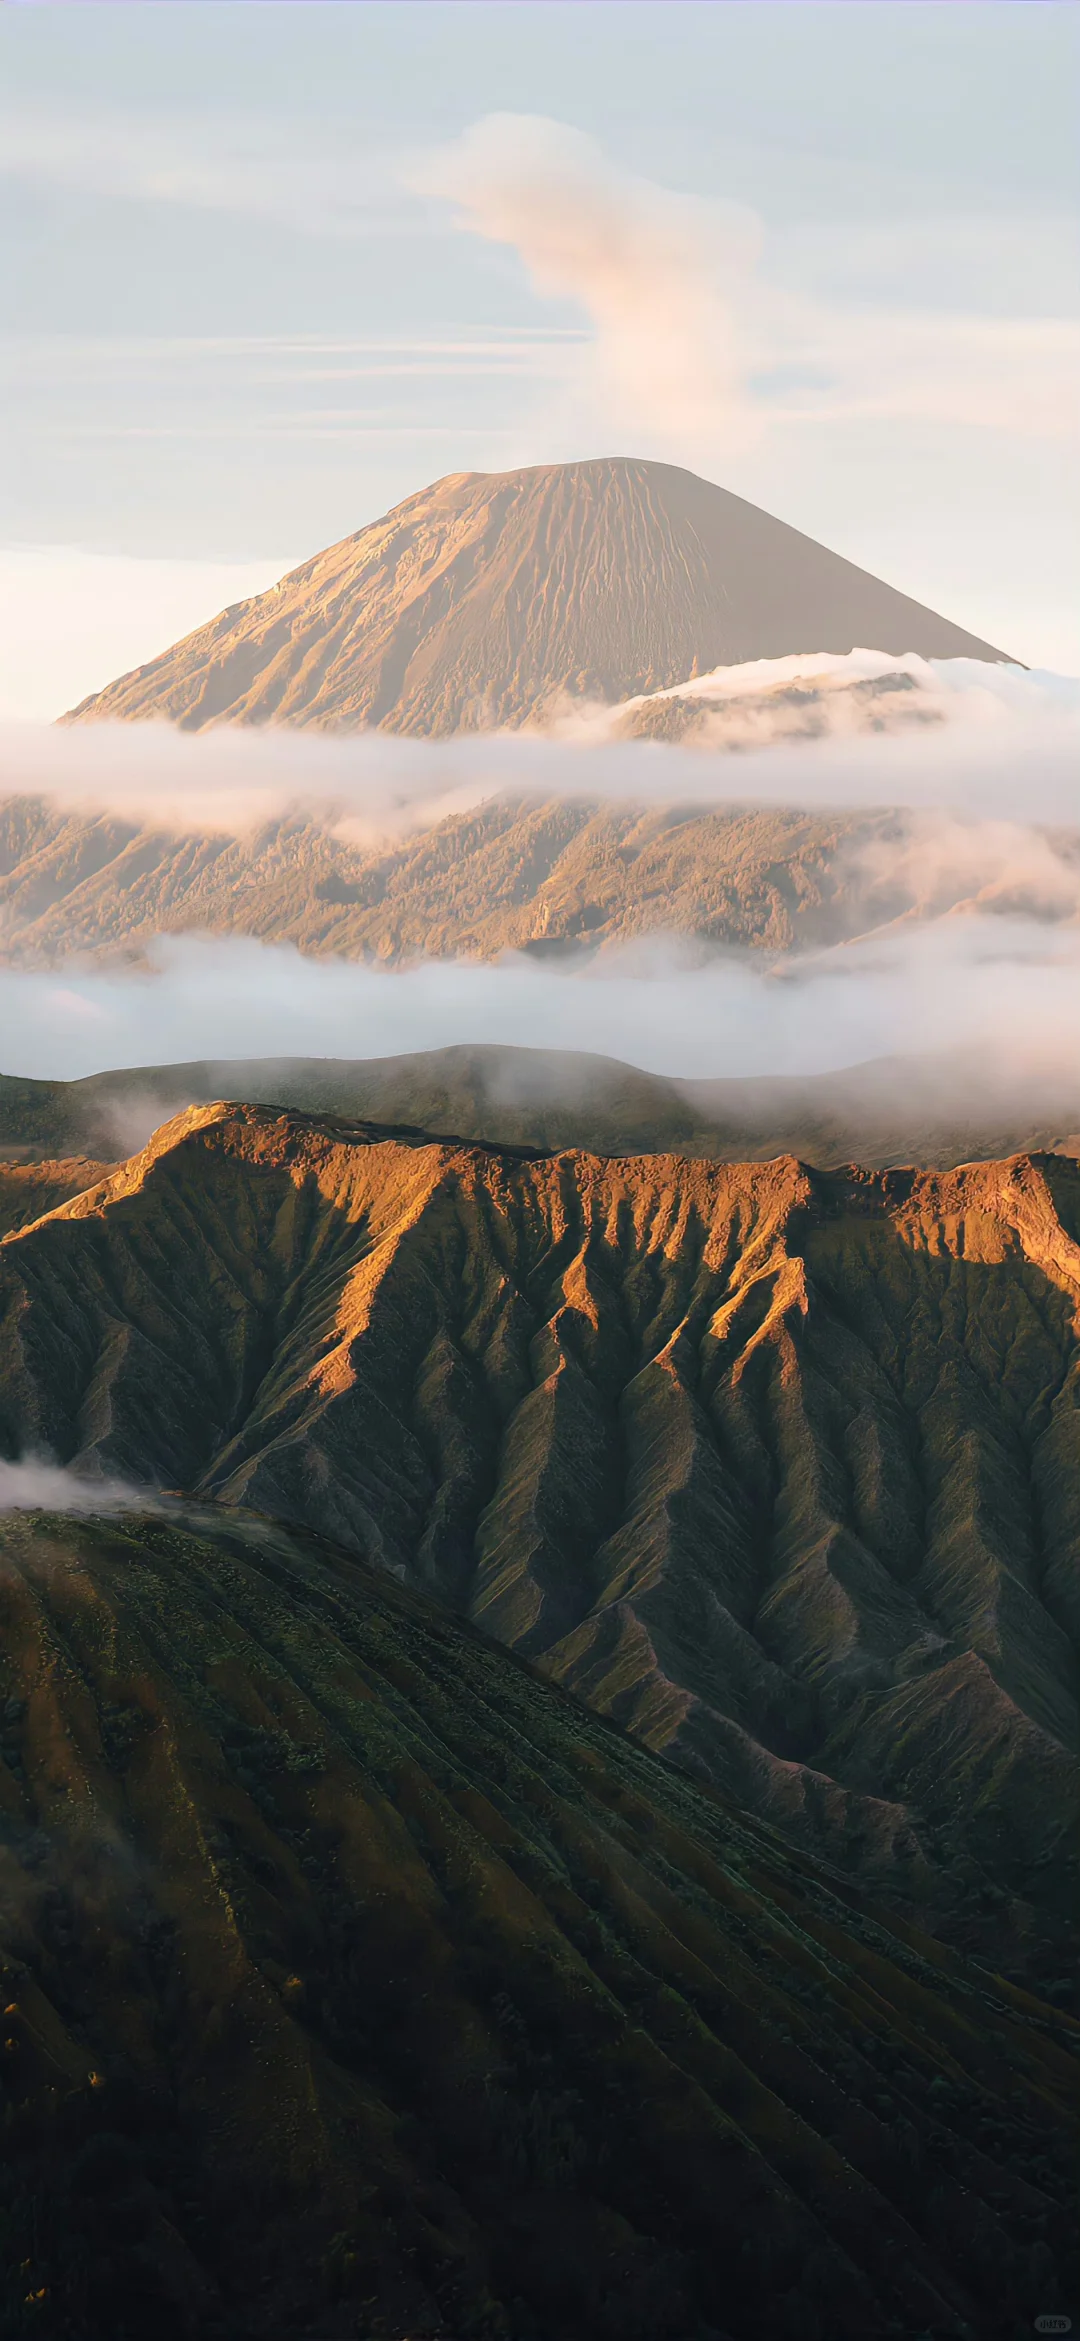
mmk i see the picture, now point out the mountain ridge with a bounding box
[2,1100,1076,1987]
[4,1042,1080,1178]
[61,459,1012,735]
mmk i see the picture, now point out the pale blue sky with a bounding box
[1,1,1078,713]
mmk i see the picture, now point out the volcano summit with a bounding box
[63,458,1011,736]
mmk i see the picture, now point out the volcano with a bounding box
[63,457,1011,735]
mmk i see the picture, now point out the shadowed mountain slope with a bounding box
[0,1500,1075,2341]
[62,459,1010,735]
[1,1105,1077,1987]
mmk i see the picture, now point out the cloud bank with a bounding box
[2,656,1077,842]
[4,922,1080,1091]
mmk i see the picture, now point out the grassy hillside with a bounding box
[2,1043,1078,1173]
[0,1502,1072,2340]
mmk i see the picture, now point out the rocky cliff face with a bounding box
[61,459,1009,735]
[0,1501,1074,2340]
[1,1106,1076,1978]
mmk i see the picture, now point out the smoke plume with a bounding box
[409,113,762,456]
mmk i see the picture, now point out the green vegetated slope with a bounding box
[0,1106,1077,1988]
[3,1042,1079,1175]
[61,458,1008,736]
[0,1503,1073,2341]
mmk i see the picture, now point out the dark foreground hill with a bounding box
[61,459,1009,735]
[3,1042,1079,1178]
[0,1501,1074,2341]
[1,1104,1077,1991]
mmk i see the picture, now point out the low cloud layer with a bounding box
[2,656,1078,844]
[2,657,1079,1110]
[3,922,1079,1091]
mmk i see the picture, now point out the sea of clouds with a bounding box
[2,653,1077,841]
[2,920,1079,1091]
[0,652,1078,1095]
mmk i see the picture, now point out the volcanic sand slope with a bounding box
[1,1106,1077,1982]
[5,1043,1080,1179]
[0,1503,1075,2341]
[0,1157,114,1239]
[62,459,1009,735]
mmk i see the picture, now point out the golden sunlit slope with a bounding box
[4,786,1066,967]
[1,1105,1077,1980]
[62,459,1010,734]
[1,1501,1074,2340]
[0,796,893,962]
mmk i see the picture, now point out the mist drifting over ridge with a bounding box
[1,653,1074,841]
[0,1457,151,1516]
[1,650,1079,1113]
[4,922,1080,1103]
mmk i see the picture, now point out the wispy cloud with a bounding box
[5,99,1075,455]
[3,331,582,391]
[760,301,1080,440]
[0,101,413,238]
